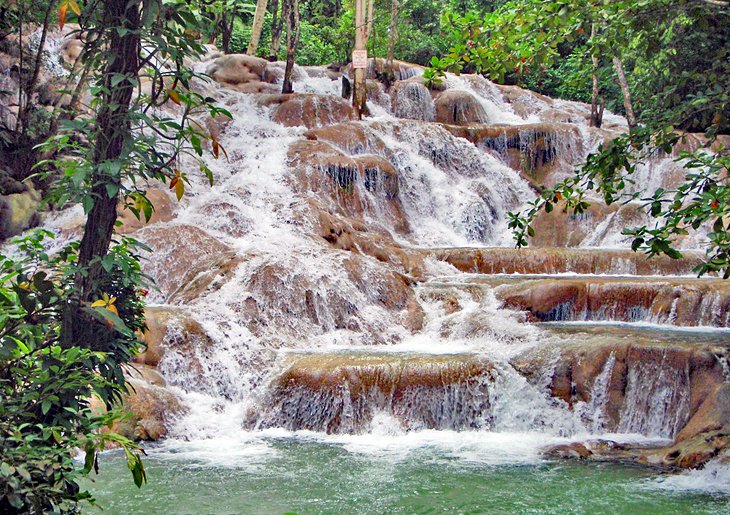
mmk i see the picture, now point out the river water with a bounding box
[86,435,730,514]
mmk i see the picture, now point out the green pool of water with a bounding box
[84,436,730,514]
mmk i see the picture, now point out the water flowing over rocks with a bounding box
[252,352,496,433]
[494,277,730,326]
[13,37,730,483]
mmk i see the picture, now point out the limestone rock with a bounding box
[117,188,175,234]
[0,184,41,240]
[264,93,354,129]
[544,442,593,459]
[134,306,213,368]
[435,90,488,125]
[135,224,240,303]
[677,383,730,442]
[206,54,269,86]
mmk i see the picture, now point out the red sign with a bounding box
[352,50,368,69]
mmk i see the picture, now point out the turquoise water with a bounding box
[85,435,730,514]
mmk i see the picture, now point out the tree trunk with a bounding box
[221,11,233,54]
[613,56,637,130]
[247,0,269,55]
[589,24,602,128]
[352,0,368,118]
[62,0,140,348]
[281,0,299,94]
[386,0,398,87]
[366,0,374,40]
[17,0,54,135]
[268,0,281,61]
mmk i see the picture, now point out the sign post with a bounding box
[352,50,368,69]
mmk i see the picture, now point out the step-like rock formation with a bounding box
[253,352,495,433]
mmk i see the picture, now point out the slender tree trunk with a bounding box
[17,0,54,135]
[386,0,398,86]
[281,0,299,94]
[589,24,602,128]
[62,0,141,348]
[613,56,637,130]
[268,0,281,61]
[366,0,374,40]
[247,0,269,55]
[353,0,368,118]
[221,11,234,54]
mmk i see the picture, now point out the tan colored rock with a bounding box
[441,122,584,186]
[134,306,213,368]
[677,383,730,442]
[117,188,175,234]
[88,366,186,442]
[434,89,488,125]
[390,80,435,121]
[0,184,40,240]
[496,277,730,327]
[288,139,410,236]
[428,247,710,277]
[135,224,240,303]
[255,352,494,433]
[544,442,593,459]
[265,93,354,129]
[206,54,269,86]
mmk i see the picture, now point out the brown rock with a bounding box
[206,54,269,87]
[117,188,175,234]
[135,224,240,302]
[677,383,730,442]
[0,184,40,240]
[428,247,710,277]
[435,89,488,125]
[267,93,354,129]
[134,306,213,367]
[543,442,593,459]
[390,79,435,121]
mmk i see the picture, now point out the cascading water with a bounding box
[19,34,730,507]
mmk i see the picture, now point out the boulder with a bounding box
[117,188,176,234]
[254,352,495,433]
[287,139,410,235]
[134,306,213,368]
[440,122,584,185]
[264,93,354,129]
[0,184,41,240]
[434,90,488,125]
[88,365,186,441]
[390,80,435,121]
[677,383,730,442]
[205,54,274,92]
[513,335,728,438]
[135,224,240,303]
[544,442,593,459]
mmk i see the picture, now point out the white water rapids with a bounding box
[28,45,729,496]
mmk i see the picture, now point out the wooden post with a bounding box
[353,0,367,118]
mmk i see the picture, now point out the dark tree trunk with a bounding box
[62,0,140,348]
[268,0,281,61]
[281,0,299,94]
[589,24,603,128]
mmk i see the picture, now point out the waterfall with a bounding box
[22,39,728,463]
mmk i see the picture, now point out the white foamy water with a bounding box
[23,39,728,495]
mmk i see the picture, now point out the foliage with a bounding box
[0,230,147,512]
[427,0,729,274]
[508,129,730,277]
[36,0,232,222]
